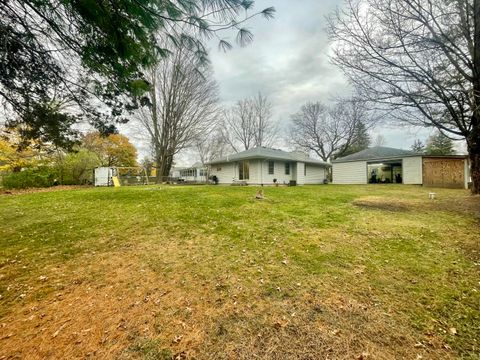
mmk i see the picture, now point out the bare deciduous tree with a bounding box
[222,93,277,152]
[374,135,386,147]
[289,98,372,161]
[136,43,219,180]
[328,0,480,193]
[194,130,229,165]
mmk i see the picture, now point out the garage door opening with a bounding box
[368,161,403,184]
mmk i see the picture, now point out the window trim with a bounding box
[268,161,274,175]
[239,161,250,180]
[285,162,290,175]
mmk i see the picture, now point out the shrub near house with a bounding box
[2,167,57,189]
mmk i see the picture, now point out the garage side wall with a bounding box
[332,161,367,184]
[403,156,423,184]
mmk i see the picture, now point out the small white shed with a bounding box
[94,167,117,186]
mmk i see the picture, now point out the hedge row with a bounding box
[2,167,58,189]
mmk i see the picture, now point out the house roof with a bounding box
[332,146,421,163]
[207,147,331,166]
[190,162,205,169]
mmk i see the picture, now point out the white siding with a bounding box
[402,156,423,184]
[296,162,305,185]
[210,160,327,185]
[257,160,293,185]
[304,164,326,184]
[210,160,283,184]
[248,160,261,183]
[210,163,236,184]
[333,161,367,184]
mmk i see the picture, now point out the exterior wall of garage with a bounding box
[422,157,468,189]
[332,161,367,184]
[402,156,423,184]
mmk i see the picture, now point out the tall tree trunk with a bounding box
[155,153,162,183]
[472,0,480,194]
[155,151,174,182]
[467,126,480,194]
[155,152,167,183]
[163,155,173,177]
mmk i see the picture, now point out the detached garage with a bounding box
[332,146,470,189]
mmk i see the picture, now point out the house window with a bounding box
[304,164,307,176]
[199,169,206,176]
[268,161,274,175]
[238,161,249,180]
[217,167,222,171]
[285,162,290,175]
[180,169,196,177]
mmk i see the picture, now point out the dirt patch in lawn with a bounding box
[435,194,480,219]
[353,197,412,212]
[0,241,455,360]
[353,194,480,217]
[0,185,90,196]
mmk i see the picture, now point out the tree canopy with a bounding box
[0,0,275,148]
[222,93,277,152]
[290,98,372,162]
[335,121,370,158]
[82,132,138,167]
[425,132,455,156]
[0,127,52,172]
[411,139,425,153]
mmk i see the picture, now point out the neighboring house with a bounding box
[169,167,185,179]
[207,147,331,185]
[332,146,470,189]
[173,162,208,182]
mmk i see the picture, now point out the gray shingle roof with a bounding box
[208,147,331,166]
[332,146,420,163]
[190,162,205,168]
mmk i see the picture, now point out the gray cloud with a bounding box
[208,0,348,121]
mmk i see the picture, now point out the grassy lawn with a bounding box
[0,185,479,359]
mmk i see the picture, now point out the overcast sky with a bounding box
[125,0,459,165]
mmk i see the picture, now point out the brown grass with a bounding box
[0,238,455,359]
[0,185,90,196]
[354,194,480,217]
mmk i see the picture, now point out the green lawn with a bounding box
[0,185,479,359]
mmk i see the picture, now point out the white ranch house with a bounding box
[208,147,331,185]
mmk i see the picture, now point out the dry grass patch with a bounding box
[0,185,89,196]
[353,196,413,212]
[0,246,454,360]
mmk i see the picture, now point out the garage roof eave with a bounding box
[332,153,469,164]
